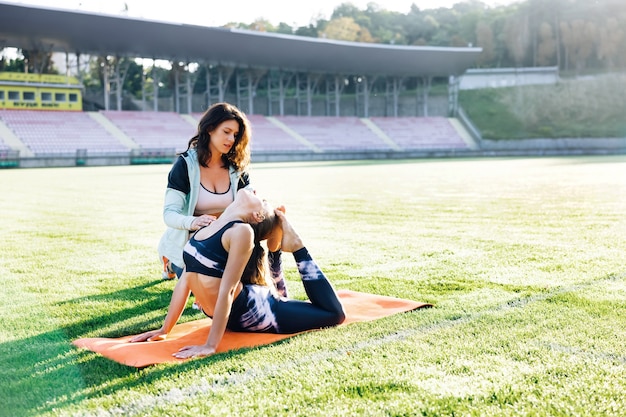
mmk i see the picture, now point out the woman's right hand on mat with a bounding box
[173,344,216,359]
[129,329,167,342]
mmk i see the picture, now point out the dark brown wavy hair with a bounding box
[241,210,278,288]
[184,102,251,171]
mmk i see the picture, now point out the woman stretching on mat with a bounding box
[130,188,345,359]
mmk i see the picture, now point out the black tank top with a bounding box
[182,220,243,277]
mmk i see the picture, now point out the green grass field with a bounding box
[1,156,625,417]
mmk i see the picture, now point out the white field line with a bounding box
[537,341,626,364]
[72,273,624,417]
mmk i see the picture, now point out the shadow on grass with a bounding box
[12,270,612,417]
[0,279,278,417]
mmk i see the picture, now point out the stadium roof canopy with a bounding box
[0,2,482,78]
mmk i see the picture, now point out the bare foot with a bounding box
[275,210,304,253]
[266,205,285,252]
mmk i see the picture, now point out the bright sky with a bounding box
[2,0,516,27]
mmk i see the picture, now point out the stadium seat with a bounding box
[275,116,394,152]
[0,109,129,156]
[101,111,196,153]
[245,114,311,152]
[369,117,469,150]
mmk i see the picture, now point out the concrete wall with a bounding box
[7,137,624,169]
[459,67,559,90]
[480,137,626,153]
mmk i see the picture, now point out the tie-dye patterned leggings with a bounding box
[227,247,346,334]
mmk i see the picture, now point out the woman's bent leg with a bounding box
[265,247,345,334]
[228,268,345,334]
[293,247,344,319]
[268,250,288,298]
[272,295,344,334]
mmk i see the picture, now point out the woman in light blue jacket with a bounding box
[157,102,287,297]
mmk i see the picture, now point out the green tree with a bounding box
[596,17,623,69]
[559,20,573,72]
[361,5,407,44]
[295,23,321,38]
[503,14,530,66]
[404,10,440,45]
[457,9,485,47]
[322,17,367,42]
[123,60,144,98]
[331,2,362,20]
[569,19,597,73]
[21,50,57,74]
[536,21,556,66]
[476,21,495,67]
[0,53,26,72]
[276,22,295,35]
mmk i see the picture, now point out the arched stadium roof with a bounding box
[0,1,482,78]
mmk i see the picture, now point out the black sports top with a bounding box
[183,220,243,278]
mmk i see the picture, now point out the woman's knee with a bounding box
[334,307,346,326]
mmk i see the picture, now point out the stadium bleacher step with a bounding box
[0,114,34,157]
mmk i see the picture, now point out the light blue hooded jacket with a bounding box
[157,147,251,267]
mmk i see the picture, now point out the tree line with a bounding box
[3,0,624,75]
[235,0,625,74]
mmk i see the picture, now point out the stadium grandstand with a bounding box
[0,1,487,168]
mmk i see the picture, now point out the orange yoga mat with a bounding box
[73,290,432,367]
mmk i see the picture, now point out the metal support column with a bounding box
[447,75,460,116]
